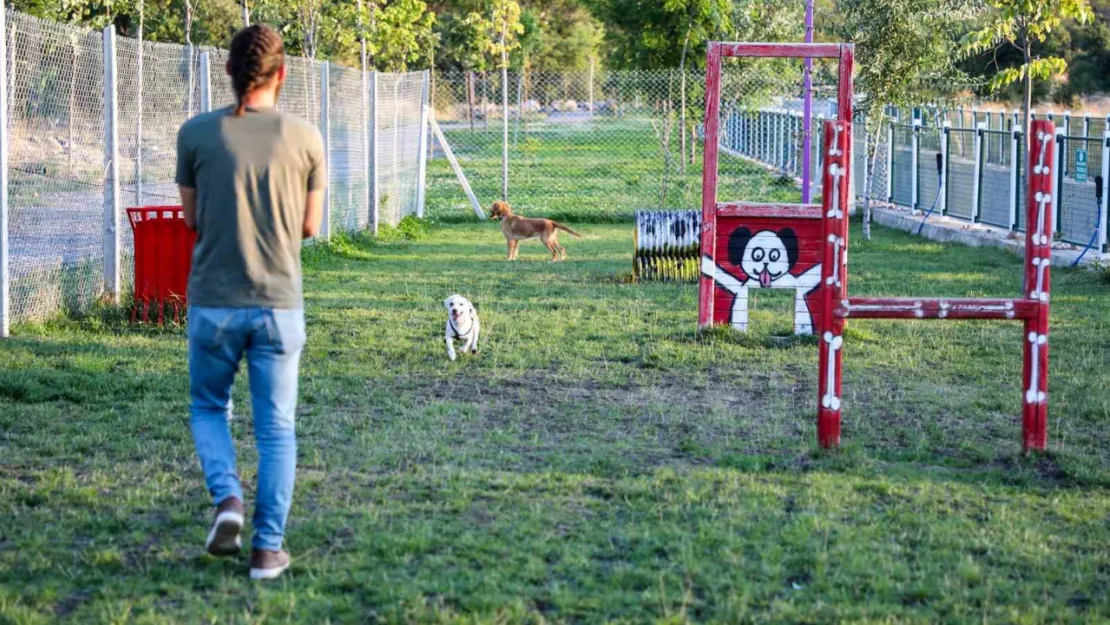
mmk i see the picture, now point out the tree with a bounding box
[588,0,730,70]
[840,0,976,239]
[373,0,437,71]
[962,0,1093,149]
[1058,1,1110,100]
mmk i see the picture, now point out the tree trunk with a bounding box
[467,71,475,132]
[482,71,489,130]
[678,26,691,175]
[514,63,524,147]
[690,122,697,165]
[1022,28,1032,154]
[862,110,887,241]
[69,45,77,174]
[241,0,250,27]
[501,30,509,202]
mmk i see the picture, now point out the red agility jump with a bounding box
[698,41,1053,451]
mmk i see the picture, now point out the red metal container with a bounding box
[126,206,196,324]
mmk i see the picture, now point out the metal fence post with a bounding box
[1052,128,1063,235]
[501,65,509,202]
[588,57,595,113]
[940,120,950,215]
[102,25,120,302]
[1083,112,1091,138]
[775,110,784,171]
[199,51,211,113]
[0,5,9,337]
[369,70,379,235]
[885,116,894,202]
[1063,112,1070,177]
[416,71,430,219]
[1009,123,1020,230]
[135,29,143,209]
[1101,129,1109,251]
[911,117,921,213]
[320,61,331,240]
[972,121,985,222]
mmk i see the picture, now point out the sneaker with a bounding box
[204,497,244,556]
[249,549,291,580]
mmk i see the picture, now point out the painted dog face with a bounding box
[728,227,799,288]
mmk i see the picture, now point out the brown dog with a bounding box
[489,200,581,261]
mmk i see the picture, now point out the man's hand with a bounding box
[303,189,324,239]
[180,186,198,230]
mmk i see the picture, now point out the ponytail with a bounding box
[227,25,284,116]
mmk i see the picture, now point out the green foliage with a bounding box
[962,0,1094,102]
[587,0,732,69]
[840,0,975,124]
[247,0,435,69]
[1049,0,1110,101]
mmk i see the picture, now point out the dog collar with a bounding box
[449,317,474,339]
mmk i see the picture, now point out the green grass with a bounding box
[2,216,1110,623]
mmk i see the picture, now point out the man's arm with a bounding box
[180,186,197,230]
[175,124,197,230]
[303,127,328,239]
[302,189,324,239]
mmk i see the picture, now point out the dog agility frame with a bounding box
[700,42,1053,451]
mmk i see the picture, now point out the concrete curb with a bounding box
[870,206,1105,268]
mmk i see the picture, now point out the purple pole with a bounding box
[801,0,815,202]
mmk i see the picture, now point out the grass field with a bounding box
[2,215,1110,623]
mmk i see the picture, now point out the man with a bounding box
[175,24,325,581]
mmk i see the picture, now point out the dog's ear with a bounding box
[443,297,452,309]
[779,228,798,268]
[727,227,753,266]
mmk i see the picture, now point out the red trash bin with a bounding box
[127,206,197,324]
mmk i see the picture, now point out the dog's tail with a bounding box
[554,222,582,238]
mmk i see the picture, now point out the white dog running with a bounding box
[443,294,480,361]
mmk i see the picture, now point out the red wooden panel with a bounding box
[711,245,824,266]
[716,220,823,237]
[716,202,823,219]
[713,296,826,310]
[716,42,845,59]
[710,289,824,327]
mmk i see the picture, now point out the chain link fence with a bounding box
[427,62,875,223]
[3,9,426,325]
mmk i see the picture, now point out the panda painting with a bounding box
[701,226,823,334]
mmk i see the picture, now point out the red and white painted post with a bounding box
[1021,120,1054,451]
[817,120,851,448]
[697,42,722,329]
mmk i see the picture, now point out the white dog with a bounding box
[443,294,480,361]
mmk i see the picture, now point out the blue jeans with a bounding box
[188,306,306,551]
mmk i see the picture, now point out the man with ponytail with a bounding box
[175,24,325,581]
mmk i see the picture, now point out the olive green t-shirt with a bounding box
[175,106,326,309]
